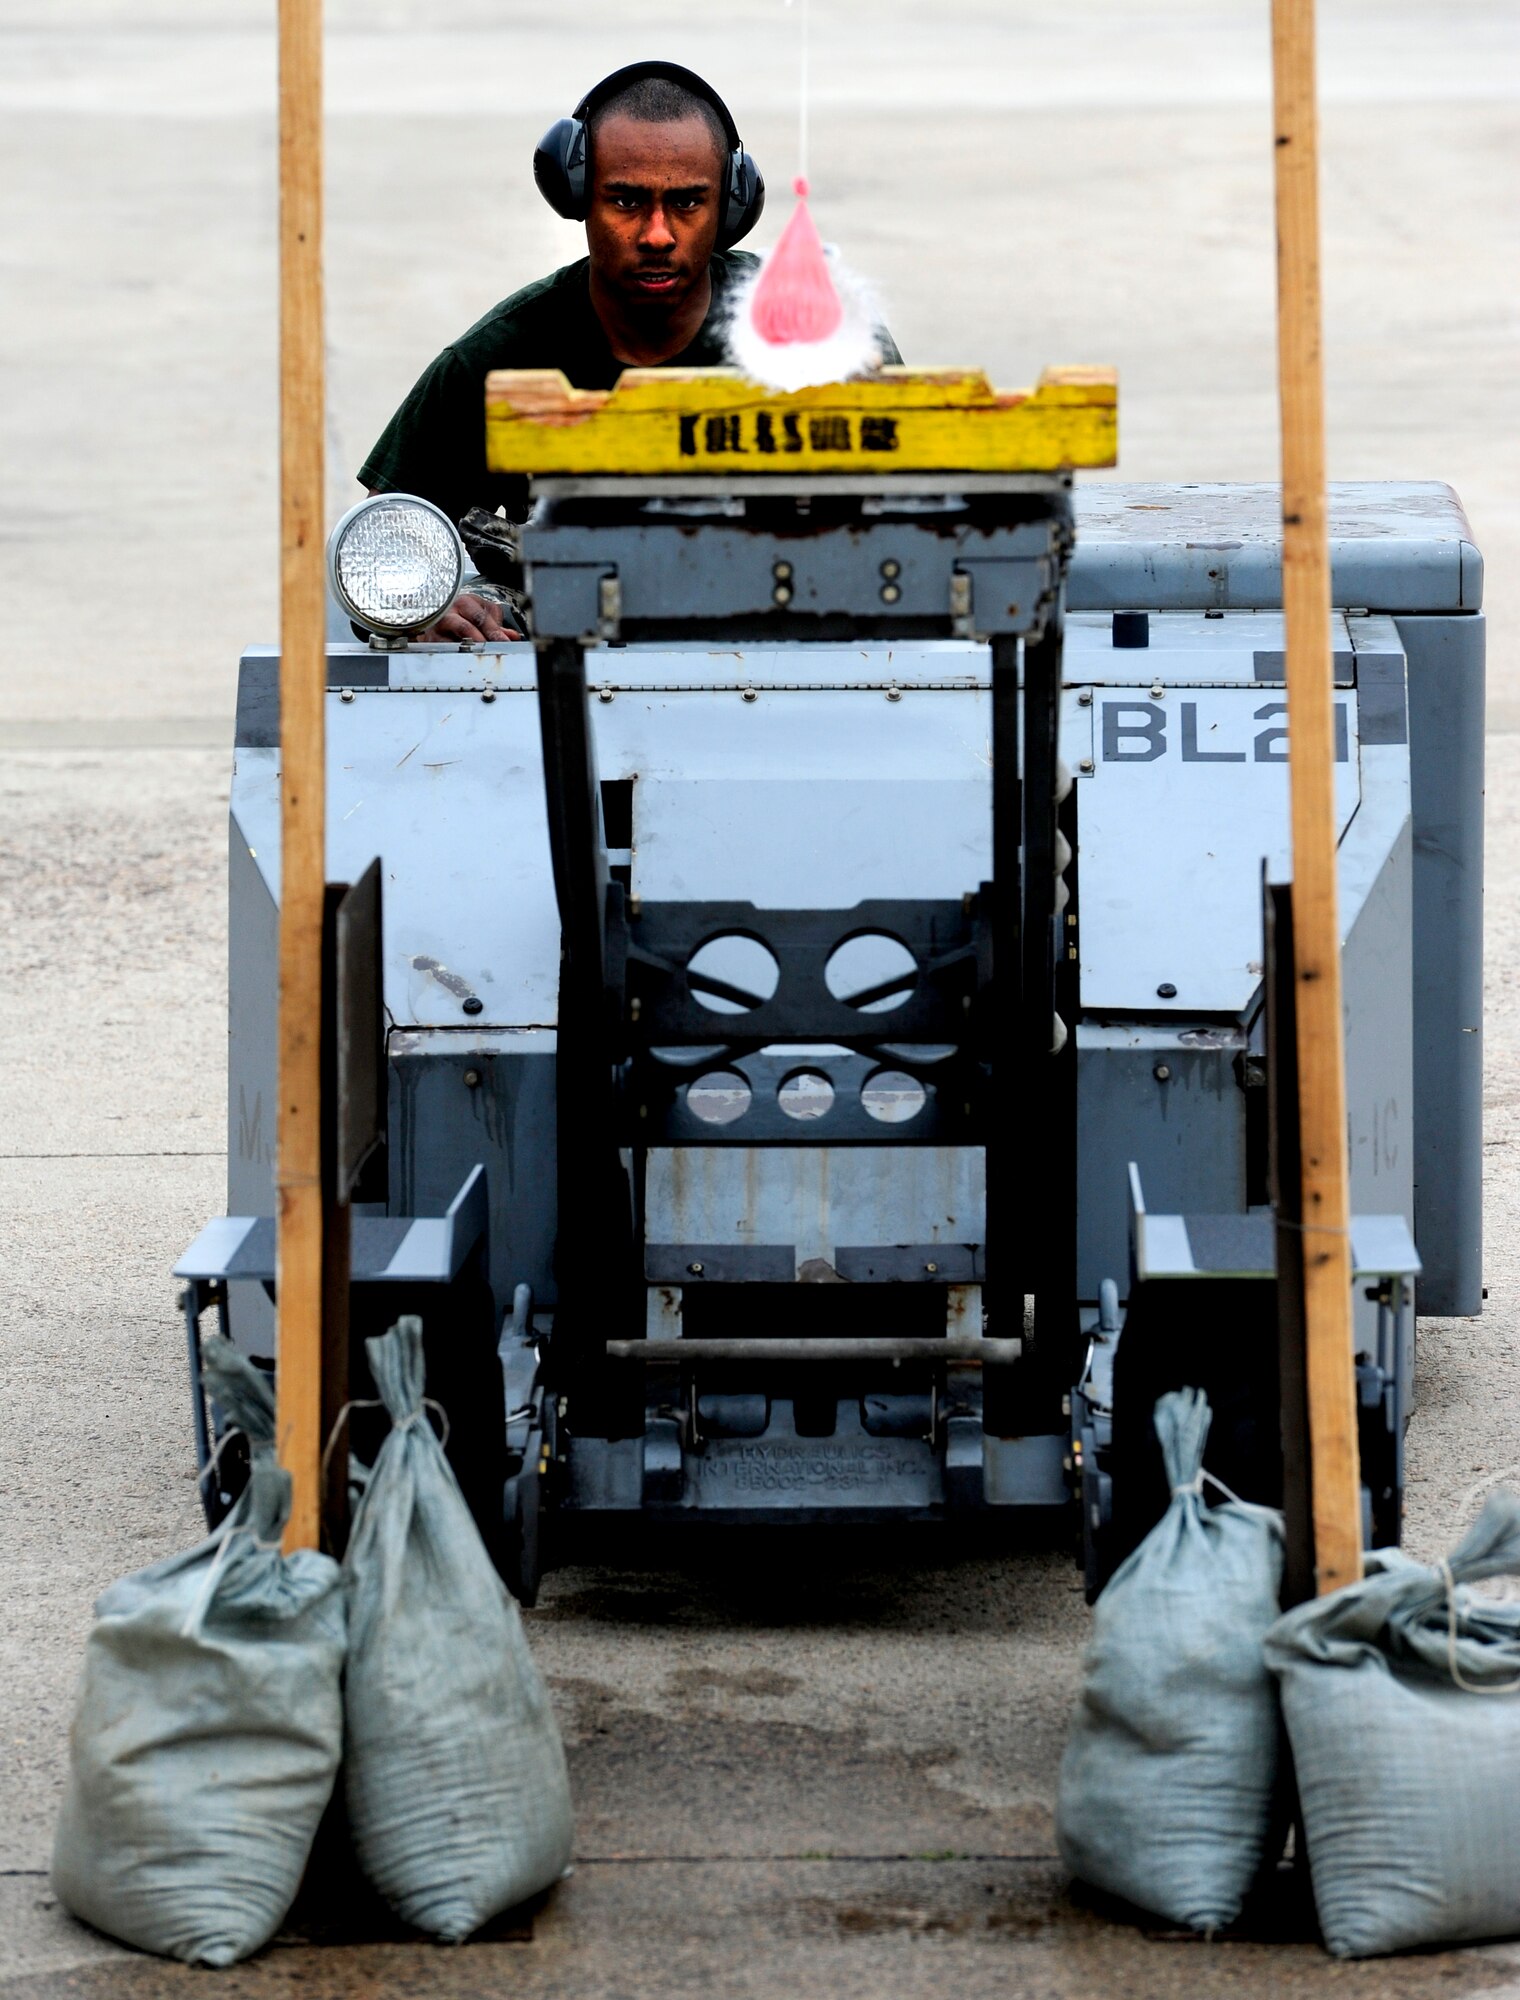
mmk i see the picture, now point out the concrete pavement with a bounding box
[3,3,1519,1992]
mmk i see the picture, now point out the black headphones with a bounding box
[533,61,765,252]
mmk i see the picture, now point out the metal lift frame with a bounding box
[521,470,1081,1447]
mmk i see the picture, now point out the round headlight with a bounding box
[327,493,465,637]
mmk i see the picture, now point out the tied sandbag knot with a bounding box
[319,1391,451,1488]
[393,1397,450,1444]
[178,1513,285,1640]
[1156,1383,1212,1497]
[201,1338,276,1446]
[1172,1464,1282,1524]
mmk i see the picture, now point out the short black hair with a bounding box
[587,76,729,171]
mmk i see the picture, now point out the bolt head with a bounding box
[339,686,355,702]
[741,686,758,702]
[481,687,496,703]
[1079,757,1095,774]
[880,558,901,579]
[1078,688,1092,705]
[773,583,793,605]
[886,685,902,701]
[773,560,793,581]
[881,583,902,604]
[597,684,614,702]
[462,996,484,1015]
[1156,982,1177,999]
[463,1068,481,1088]
[1154,1063,1172,1082]
[688,1261,705,1276]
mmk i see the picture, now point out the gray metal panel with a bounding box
[1069,482,1479,612]
[586,639,991,690]
[1338,758,1414,1361]
[1350,1216,1421,1280]
[233,690,562,1029]
[982,1434,1067,1506]
[644,1146,984,1276]
[1076,688,1361,1014]
[1342,804,1414,1241]
[1401,612,1486,1314]
[176,1216,259,1281]
[388,1028,559,1317]
[1350,617,1410,746]
[1063,610,1353,686]
[1077,1032,1248,1298]
[226,807,278,1357]
[235,652,282,747]
[678,1401,943,1512]
[612,689,991,906]
[526,518,1058,635]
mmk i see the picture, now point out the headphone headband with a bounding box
[573,61,743,154]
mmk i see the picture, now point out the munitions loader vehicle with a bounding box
[175,366,1483,1600]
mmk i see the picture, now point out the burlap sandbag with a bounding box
[52,1455,345,1966]
[342,1317,573,1941]
[1056,1388,1284,1931]
[1266,1491,1520,1957]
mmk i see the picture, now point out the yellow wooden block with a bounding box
[483,365,1117,477]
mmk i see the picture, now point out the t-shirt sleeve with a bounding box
[357,345,486,525]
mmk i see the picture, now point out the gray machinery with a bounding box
[177,467,1482,1599]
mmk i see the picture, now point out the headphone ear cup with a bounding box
[716,152,765,250]
[533,116,589,220]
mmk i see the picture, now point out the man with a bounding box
[359,64,899,643]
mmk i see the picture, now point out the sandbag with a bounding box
[201,1335,276,1449]
[1056,1388,1284,1931]
[52,1457,346,1967]
[1265,1491,1520,1958]
[342,1317,573,1941]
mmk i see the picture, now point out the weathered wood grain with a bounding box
[276,0,325,1555]
[1272,0,1363,1596]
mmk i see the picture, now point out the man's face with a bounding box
[585,112,725,313]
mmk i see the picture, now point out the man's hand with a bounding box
[423,592,525,644]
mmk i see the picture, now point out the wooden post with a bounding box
[1270,0,1363,1594]
[275,0,326,1553]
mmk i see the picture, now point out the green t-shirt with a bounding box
[358,251,902,524]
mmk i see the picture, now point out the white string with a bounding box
[1436,1557,1520,1695]
[319,1393,452,1486]
[786,0,811,185]
[1454,1460,1520,1528]
[1171,1466,1282,1525]
[320,1397,385,1486]
[397,1396,452,1450]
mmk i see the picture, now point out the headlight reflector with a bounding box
[327,493,464,636]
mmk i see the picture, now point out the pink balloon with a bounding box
[749,190,843,346]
